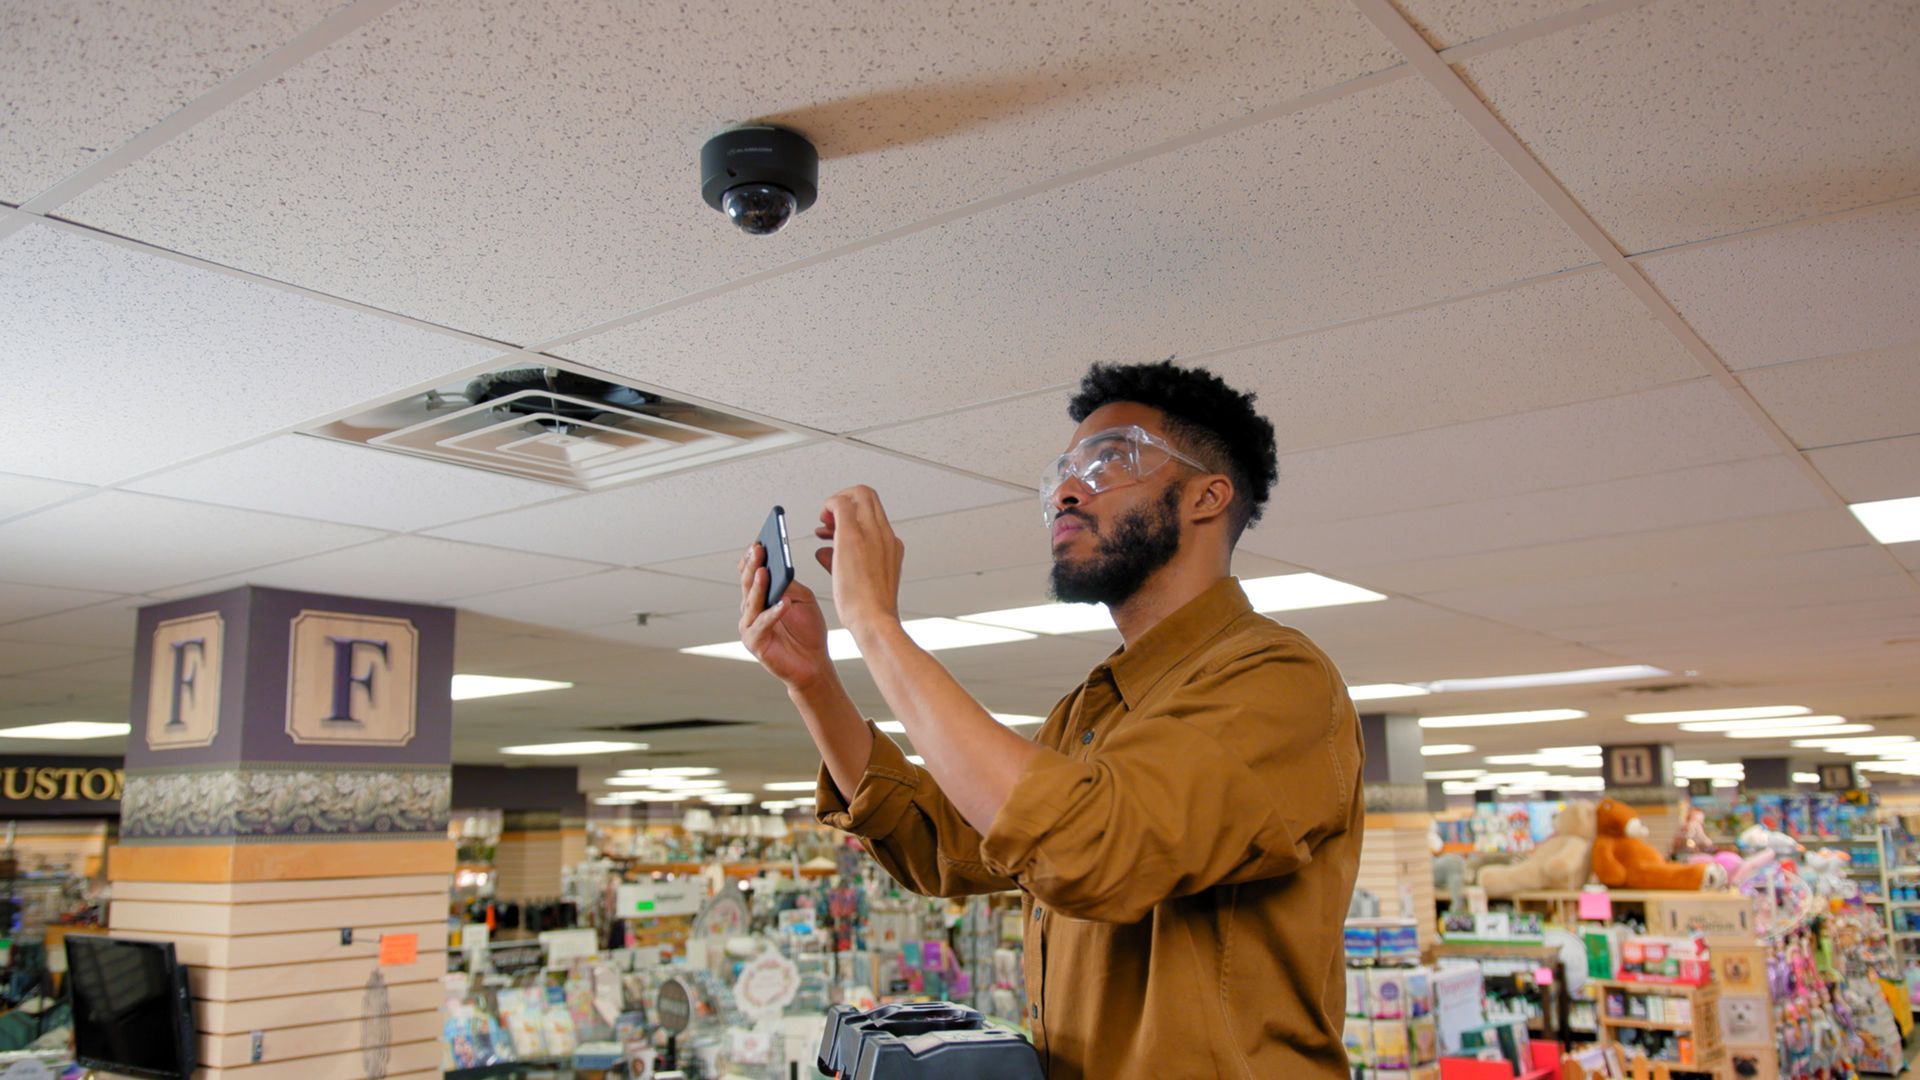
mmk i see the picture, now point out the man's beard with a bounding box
[1049,484,1184,607]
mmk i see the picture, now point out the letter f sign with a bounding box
[325,636,390,724]
[167,638,207,729]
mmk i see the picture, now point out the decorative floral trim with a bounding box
[120,767,450,840]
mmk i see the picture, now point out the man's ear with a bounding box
[1188,474,1235,526]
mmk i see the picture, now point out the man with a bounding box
[737,360,1363,1077]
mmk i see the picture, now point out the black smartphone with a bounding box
[757,505,794,608]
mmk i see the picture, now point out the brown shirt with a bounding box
[815,577,1364,1078]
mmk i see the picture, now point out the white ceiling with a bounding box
[2,0,1917,799]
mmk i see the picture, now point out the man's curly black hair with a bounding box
[1066,359,1279,539]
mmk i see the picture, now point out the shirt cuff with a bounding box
[980,746,1094,878]
[813,721,922,841]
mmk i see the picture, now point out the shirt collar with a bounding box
[1103,577,1253,710]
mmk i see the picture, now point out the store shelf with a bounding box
[1587,979,1706,995]
[1598,1016,1694,1031]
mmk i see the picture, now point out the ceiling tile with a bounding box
[1738,342,1920,450]
[1642,202,1920,371]
[0,641,127,678]
[0,581,124,625]
[899,564,1054,618]
[427,440,1017,566]
[453,569,739,630]
[1395,0,1610,49]
[565,75,1593,432]
[0,491,382,593]
[1459,0,1920,252]
[1896,542,1920,574]
[0,0,338,202]
[0,473,88,520]
[1271,380,1779,524]
[61,0,1397,344]
[1421,546,1901,632]
[1805,434,1920,504]
[1242,454,1828,569]
[0,223,503,484]
[149,535,608,603]
[0,596,148,649]
[861,390,1076,489]
[1209,270,1702,453]
[127,434,575,531]
[1344,508,1868,595]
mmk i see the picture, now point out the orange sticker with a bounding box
[378,933,418,966]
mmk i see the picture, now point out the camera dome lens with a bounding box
[721,183,798,235]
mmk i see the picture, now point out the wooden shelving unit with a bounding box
[1589,979,1724,1079]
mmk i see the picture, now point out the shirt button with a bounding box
[1080,730,1094,745]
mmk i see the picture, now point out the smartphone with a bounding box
[757,505,794,608]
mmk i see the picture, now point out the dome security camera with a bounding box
[700,126,818,236]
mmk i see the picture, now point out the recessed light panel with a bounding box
[1417,709,1586,729]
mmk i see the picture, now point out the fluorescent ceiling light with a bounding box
[1420,744,1475,757]
[627,791,693,802]
[1673,761,1743,779]
[616,767,718,777]
[1724,724,1873,740]
[760,801,796,811]
[702,793,754,804]
[636,778,726,790]
[685,618,1035,662]
[1850,495,1920,544]
[594,796,639,806]
[959,602,1113,635]
[1677,715,1847,733]
[1625,706,1809,725]
[1790,734,1905,749]
[956,573,1386,637]
[679,641,757,661]
[500,740,645,756]
[1422,665,1668,693]
[1793,772,1820,784]
[1239,573,1388,613]
[1441,781,1480,794]
[1350,684,1431,701]
[1417,709,1586,730]
[875,720,907,733]
[993,713,1045,726]
[1423,769,1485,780]
[1711,778,1740,788]
[451,674,573,701]
[763,781,817,792]
[0,721,131,740]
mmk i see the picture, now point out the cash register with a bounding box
[817,1001,1044,1079]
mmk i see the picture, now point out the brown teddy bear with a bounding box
[1478,801,1598,899]
[1591,799,1726,891]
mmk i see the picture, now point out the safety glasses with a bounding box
[1039,425,1208,524]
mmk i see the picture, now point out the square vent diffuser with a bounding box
[308,359,806,489]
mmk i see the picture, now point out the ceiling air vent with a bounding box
[308,359,805,490]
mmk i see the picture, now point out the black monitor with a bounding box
[65,935,196,1080]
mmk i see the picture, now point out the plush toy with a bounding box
[1478,801,1599,899]
[1433,853,1469,911]
[1802,849,1856,900]
[1591,799,1727,890]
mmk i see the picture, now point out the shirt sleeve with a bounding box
[814,720,1017,898]
[978,637,1359,923]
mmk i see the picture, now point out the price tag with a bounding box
[378,933,418,966]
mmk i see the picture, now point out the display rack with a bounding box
[1432,941,1583,1045]
[1588,978,1724,1078]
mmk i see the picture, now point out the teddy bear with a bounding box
[1591,799,1727,890]
[1477,801,1598,899]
